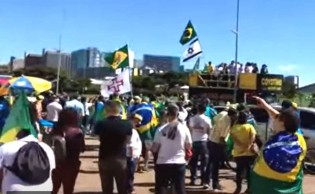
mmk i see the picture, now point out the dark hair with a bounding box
[176,102,184,111]
[54,108,80,135]
[70,95,78,100]
[81,96,87,103]
[98,95,104,101]
[279,109,300,133]
[16,129,31,139]
[167,104,179,117]
[197,103,206,113]
[237,103,246,112]
[227,108,237,116]
[237,111,248,124]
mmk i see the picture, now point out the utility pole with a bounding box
[56,34,62,95]
[233,0,240,103]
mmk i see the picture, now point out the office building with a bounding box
[76,66,115,79]
[143,54,181,72]
[24,53,43,68]
[72,47,105,77]
[43,50,72,76]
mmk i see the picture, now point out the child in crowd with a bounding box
[127,114,143,194]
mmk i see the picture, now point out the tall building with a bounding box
[143,54,181,72]
[87,47,104,68]
[76,66,115,79]
[24,54,43,68]
[71,47,105,77]
[43,50,72,76]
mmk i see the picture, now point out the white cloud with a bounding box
[277,64,297,72]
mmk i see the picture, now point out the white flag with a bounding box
[183,39,202,62]
[101,69,131,97]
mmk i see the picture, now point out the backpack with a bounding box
[49,135,67,163]
[6,141,50,185]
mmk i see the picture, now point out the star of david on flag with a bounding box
[183,39,202,62]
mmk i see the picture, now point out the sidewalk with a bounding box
[72,137,315,194]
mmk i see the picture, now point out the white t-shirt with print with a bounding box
[189,114,212,142]
[0,135,56,194]
[127,129,142,158]
[154,122,192,165]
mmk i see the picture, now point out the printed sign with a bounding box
[257,74,283,92]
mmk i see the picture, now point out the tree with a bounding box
[282,80,298,99]
[12,67,92,94]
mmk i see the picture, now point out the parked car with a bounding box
[214,105,315,149]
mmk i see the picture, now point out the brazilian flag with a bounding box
[105,44,129,70]
[179,20,197,45]
[250,132,306,194]
[132,103,158,141]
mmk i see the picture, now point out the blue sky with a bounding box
[0,0,314,86]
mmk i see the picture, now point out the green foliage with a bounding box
[131,72,188,94]
[282,80,298,99]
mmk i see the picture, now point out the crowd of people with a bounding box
[0,91,307,194]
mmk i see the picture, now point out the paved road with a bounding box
[71,137,315,194]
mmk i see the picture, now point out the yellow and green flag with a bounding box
[0,91,37,143]
[105,45,129,70]
[179,20,197,45]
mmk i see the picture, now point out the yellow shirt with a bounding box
[231,123,256,157]
[209,111,231,144]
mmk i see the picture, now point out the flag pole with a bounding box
[233,0,240,103]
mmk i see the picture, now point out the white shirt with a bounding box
[178,109,188,125]
[209,111,231,144]
[154,122,192,165]
[83,102,92,116]
[46,101,63,122]
[65,100,84,116]
[189,114,212,142]
[0,135,56,194]
[126,129,142,158]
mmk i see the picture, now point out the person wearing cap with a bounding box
[126,114,143,194]
[250,96,306,194]
[152,103,192,194]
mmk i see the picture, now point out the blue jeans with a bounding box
[155,164,186,194]
[127,157,138,192]
[190,141,209,183]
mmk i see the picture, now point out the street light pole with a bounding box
[56,34,62,95]
[233,0,240,103]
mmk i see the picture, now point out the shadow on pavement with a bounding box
[79,169,99,174]
[148,187,233,194]
[85,144,99,152]
[80,155,99,159]
[134,182,155,187]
